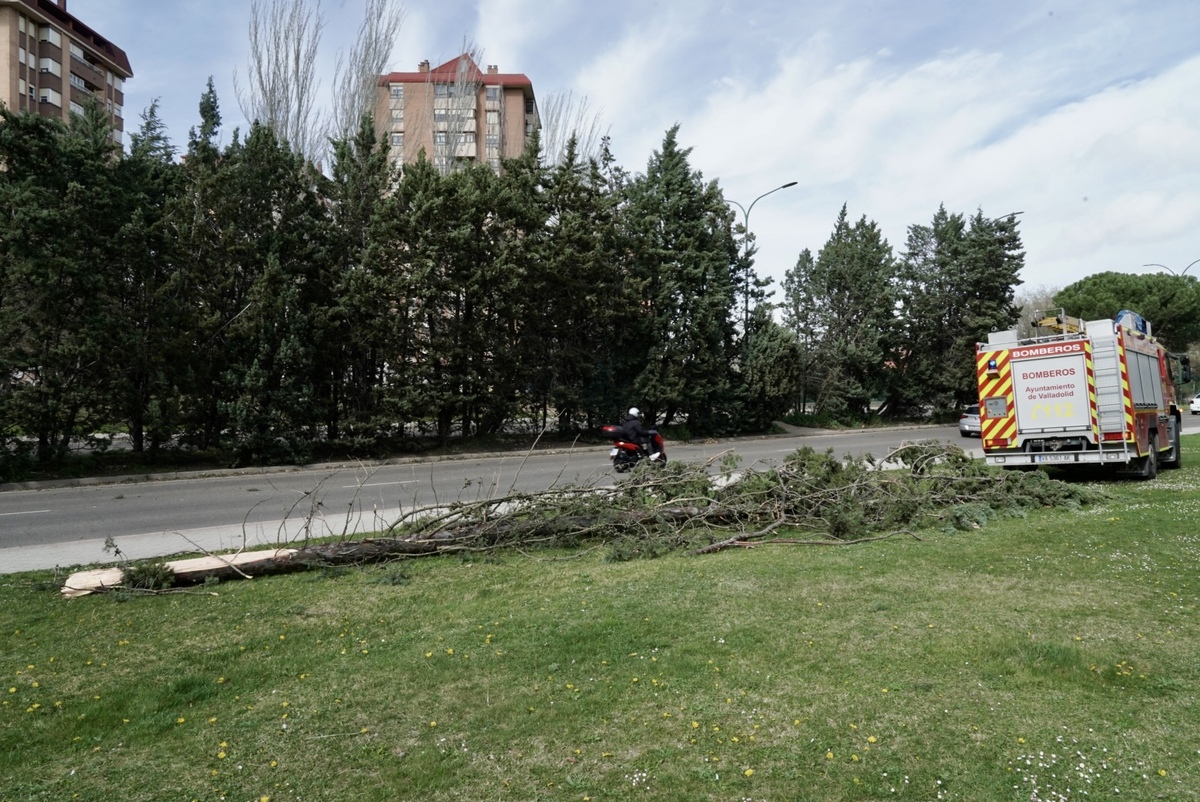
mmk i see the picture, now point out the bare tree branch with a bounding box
[235,0,326,162]
[330,0,407,143]
[538,89,609,165]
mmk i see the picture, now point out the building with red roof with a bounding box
[375,53,538,173]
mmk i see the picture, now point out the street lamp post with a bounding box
[729,181,798,330]
[1144,259,1200,277]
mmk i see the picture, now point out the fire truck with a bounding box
[974,309,1191,478]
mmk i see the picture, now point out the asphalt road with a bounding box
[4,417,1198,574]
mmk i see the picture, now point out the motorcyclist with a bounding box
[619,407,651,449]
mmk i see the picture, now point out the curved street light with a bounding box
[1144,259,1200,277]
[729,181,798,329]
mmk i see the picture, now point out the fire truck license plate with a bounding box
[1035,454,1073,463]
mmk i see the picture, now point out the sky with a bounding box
[66,0,1200,299]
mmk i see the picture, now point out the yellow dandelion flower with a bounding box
[220,741,227,748]
[692,721,700,729]
[825,751,834,760]
[867,736,877,744]
[1018,737,1025,744]
[1158,769,1167,777]
[743,769,754,777]
[852,754,859,762]
[176,717,186,724]
[31,682,39,688]
[425,652,432,658]
[217,752,226,760]
[429,721,437,728]
[446,648,454,655]
[270,760,278,767]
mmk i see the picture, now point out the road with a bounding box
[2,417,1197,573]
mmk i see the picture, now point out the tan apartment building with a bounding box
[375,54,537,173]
[0,0,131,143]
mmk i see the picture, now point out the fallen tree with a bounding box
[62,441,1106,596]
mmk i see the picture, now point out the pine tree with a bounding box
[804,205,896,420]
[621,126,739,432]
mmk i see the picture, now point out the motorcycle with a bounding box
[601,425,667,473]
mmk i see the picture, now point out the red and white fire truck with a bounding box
[974,309,1191,478]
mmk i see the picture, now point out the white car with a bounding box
[1190,393,1200,415]
[958,404,981,437]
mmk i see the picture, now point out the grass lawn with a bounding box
[2,440,1199,801]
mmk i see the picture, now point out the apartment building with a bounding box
[375,54,538,173]
[0,0,132,143]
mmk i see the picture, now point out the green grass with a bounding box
[4,442,1200,801]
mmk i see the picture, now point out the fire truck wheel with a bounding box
[1139,434,1158,480]
[1163,425,1182,470]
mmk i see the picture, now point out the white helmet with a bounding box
[628,407,640,417]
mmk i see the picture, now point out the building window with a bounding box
[525,99,534,114]
[462,132,475,143]
[390,85,403,100]
[434,109,449,124]
[113,76,123,92]
[434,132,447,145]
[70,43,84,60]
[18,15,25,34]
[486,111,499,125]
[38,26,62,48]
[391,132,403,148]
[70,100,85,116]
[390,108,403,121]
[486,134,499,149]
[434,83,458,98]
[19,47,26,65]
[39,88,62,107]
[39,57,61,77]
[70,73,90,93]
[486,87,499,101]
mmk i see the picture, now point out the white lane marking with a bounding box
[0,510,52,517]
[340,480,418,489]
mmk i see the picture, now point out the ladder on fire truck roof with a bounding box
[1031,309,1084,336]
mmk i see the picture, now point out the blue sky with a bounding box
[67,0,1200,297]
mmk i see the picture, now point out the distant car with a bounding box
[1191,394,1200,415]
[958,404,981,437]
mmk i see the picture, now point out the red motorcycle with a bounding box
[601,425,667,473]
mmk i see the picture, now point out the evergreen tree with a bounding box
[804,205,896,420]
[0,103,125,464]
[781,248,819,416]
[887,207,1023,417]
[527,136,623,430]
[621,126,739,432]
[326,113,395,439]
[111,101,188,455]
